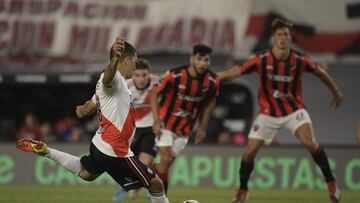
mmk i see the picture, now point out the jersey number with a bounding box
[95,95,103,123]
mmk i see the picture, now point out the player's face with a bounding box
[121,55,137,79]
[133,69,150,89]
[272,27,292,50]
[190,53,211,76]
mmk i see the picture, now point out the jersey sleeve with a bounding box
[156,71,174,94]
[238,55,259,75]
[304,55,321,74]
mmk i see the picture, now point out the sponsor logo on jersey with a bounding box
[268,74,294,82]
[177,93,202,102]
[273,90,293,99]
[173,108,193,117]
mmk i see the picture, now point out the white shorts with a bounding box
[248,109,312,145]
[155,129,189,156]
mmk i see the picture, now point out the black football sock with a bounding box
[239,158,254,190]
[311,146,335,182]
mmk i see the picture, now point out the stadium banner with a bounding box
[241,0,360,62]
[0,0,251,62]
[0,144,359,191]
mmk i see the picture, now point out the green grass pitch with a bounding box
[0,186,358,203]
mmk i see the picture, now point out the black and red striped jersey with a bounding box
[156,66,220,137]
[239,49,322,117]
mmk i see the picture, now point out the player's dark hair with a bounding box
[109,41,137,61]
[271,18,293,35]
[135,58,151,70]
[192,44,212,56]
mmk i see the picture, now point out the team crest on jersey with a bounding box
[253,124,260,132]
[266,65,273,70]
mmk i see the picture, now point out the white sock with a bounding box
[45,148,82,176]
[150,193,169,203]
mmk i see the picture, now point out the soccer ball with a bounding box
[183,200,200,203]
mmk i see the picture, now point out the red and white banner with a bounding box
[0,0,359,68]
[242,0,360,62]
[0,0,251,62]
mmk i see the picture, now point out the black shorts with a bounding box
[131,127,157,157]
[80,143,156,191]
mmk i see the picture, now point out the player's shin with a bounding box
[155,172,168,193]
[239,158,254,190]
[151,163,169,194]
[311,146,335,182]
[45,148,82,176]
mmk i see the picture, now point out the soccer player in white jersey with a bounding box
[16,38,170,203]
[112,58,161,200]
[75,58,160,201]
[127,59,160,171]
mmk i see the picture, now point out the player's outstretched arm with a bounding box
[150,87,162,136]
[195,99,216,144]
[315,66,343,108]
[75,100,97,118]
[218,66,242,82]
[102,37,125,87]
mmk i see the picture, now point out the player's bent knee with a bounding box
[80,176,95,181]
[161,155,174,165]
[302,141,318,151]
[79,169,99,182]
[148,177,165,193]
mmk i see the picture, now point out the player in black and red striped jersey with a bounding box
[219,19,343,203]
[150,44,220,193]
